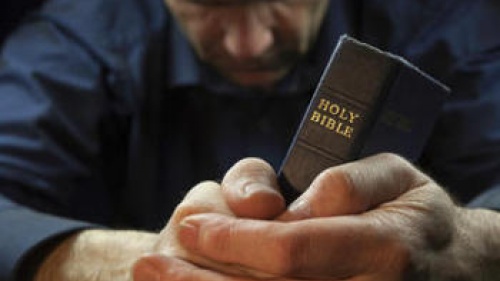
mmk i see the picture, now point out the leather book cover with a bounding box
[278,35,450,201]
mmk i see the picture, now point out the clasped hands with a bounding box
[133,153,465,281]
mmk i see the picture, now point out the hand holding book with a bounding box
[278,35,450,202]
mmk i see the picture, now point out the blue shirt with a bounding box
[1,0,500,280]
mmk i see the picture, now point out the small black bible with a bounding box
[278,35,450,201]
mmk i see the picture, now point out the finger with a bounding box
[157,181,233,256]
[178,213,407,279]
[133,254,293,281]
[133,255,163,281]
[172,181,233,224]
[281,153,431,221]
[222,158,285,219]
[162,181,284,278]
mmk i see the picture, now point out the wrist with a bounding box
[457,207,500,280]
[422,207,500,281]
[34,229,158,281]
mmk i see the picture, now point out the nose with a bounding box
[223,8,274,60]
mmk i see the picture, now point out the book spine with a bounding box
[278,36,400,201]
[278,36,450,203]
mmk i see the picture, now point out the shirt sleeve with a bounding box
[0,15,113,280]
[417,1,500,205]
[0,202,94,281]
[0,0,169,276]
[467,186,500,211]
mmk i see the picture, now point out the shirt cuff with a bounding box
[467,186,500,211]
[0,206,95,281]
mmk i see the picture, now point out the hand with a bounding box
[133,158,287,280]
[35,158,285,281]
[35,180,240,281]
[171,154,498,281]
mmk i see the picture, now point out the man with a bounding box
[0,0,499,280]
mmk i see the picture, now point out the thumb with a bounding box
[222,158,285,219]
[280,153,431,221]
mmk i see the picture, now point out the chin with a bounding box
[228,70,288,89]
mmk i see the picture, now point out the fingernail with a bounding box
[288,199,312,219]
[243,182,278,197]
[178,218,200,250]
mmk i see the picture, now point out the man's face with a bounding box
[165,0,329,88]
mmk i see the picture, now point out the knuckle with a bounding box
[172,180,222,220]
[324,168,355,194]
[223,158,275,189]
[371,153,418,178]
[172,203,198,219]
[377,153,430,188]
[359,153,429,193]
[171,205,195,225]
[315,167,365,211]
[188,180,221,196]
[172,202,213,222]
[374,152,407,164]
